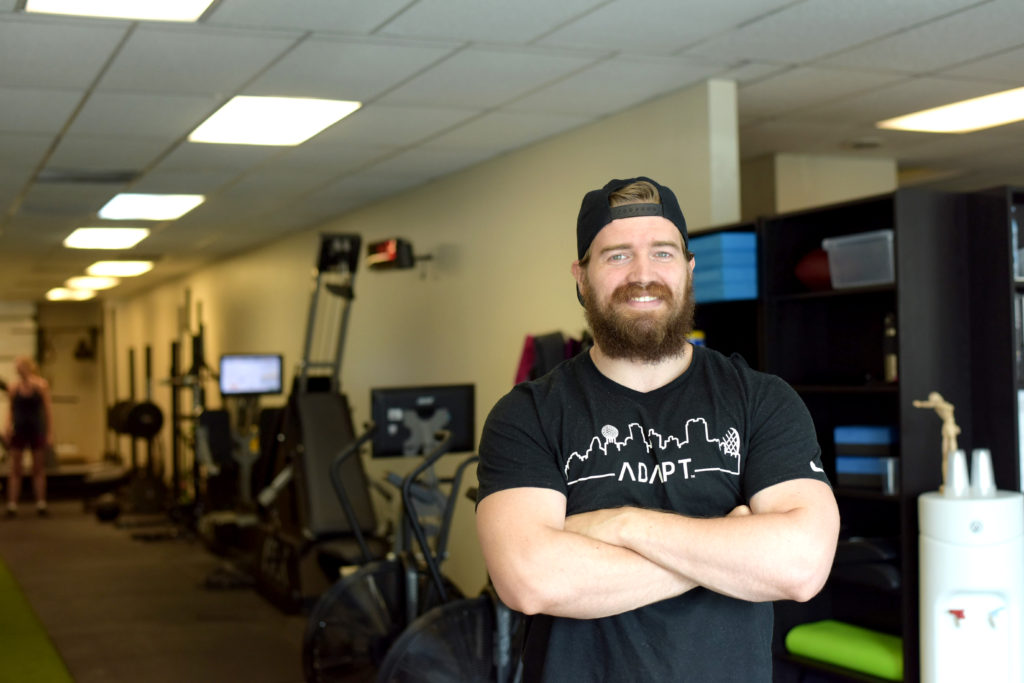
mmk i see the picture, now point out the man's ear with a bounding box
[571,260,586,307]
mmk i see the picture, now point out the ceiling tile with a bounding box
[362,145,497,180]
[46,135,171,172]
[268,142,400,173]
[377,0,606,43]
[97,24,300,95]
[0,133,56,173]
[244,37,460,101]
[129,168,241,195]
[537,0,795,54]
[312,104,482,147]
[378,46,602,108]
[19,182,122,217]
[685,0,987,64]
[0,16,127,89]
[791,77,1007,126]
[943,45,1024,83]
[424,110,590,151]
[822,0,1024,73]
[147,141,283,173]
[66,92,221,138]
[0,86,84,134]
[206,0,412,34]
[506,56,727,117]
[738,67,907,123]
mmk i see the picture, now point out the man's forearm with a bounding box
[565,483,838,603]
[505,525,699,618]
[476,491,699,619]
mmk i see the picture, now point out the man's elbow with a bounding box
[489,572,555,616]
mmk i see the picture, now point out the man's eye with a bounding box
[608,253,629,262]
[654,251,674,260]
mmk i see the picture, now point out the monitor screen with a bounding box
[370,384,475,457]
[218,354,283,396]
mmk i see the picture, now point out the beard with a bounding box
[582,274,696,363]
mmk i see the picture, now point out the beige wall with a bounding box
[105,79,739,595]
[741,152,898,219]
[37,301,106,462]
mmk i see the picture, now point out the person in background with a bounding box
[475,177,840,681]
[4,356,54,517]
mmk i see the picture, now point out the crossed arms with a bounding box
[476,478,839,619]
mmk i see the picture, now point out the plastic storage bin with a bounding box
[822,229,894,288]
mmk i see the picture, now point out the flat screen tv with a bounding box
[218,353,284,397]
[370,384,475,457]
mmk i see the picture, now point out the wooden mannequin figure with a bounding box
[912,391,961,491]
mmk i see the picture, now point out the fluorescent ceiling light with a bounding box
[877,86,1024,133]
[99,193,205,220]
[47,288,96,302]
[25,0,215,22]
[189,96,362,146]
[66,275,119,290]
[64,227,150,250]
[87,260,154,277]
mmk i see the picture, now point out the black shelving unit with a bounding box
[760,189,975,683]
[967,187,1023,492]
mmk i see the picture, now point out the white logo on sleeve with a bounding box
[810,461,824,473]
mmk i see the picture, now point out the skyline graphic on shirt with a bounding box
[564,417,741,486]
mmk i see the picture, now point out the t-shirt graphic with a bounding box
[564,417,741,487]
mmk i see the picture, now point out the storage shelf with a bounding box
[775,653,896,682]
[834,488,900,502]
[771,284,894,302]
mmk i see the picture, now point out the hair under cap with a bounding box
[576,176,688,260]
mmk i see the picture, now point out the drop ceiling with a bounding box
[2,0,1023,301]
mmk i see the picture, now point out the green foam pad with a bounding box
[0,557,73,682]
[785,619,903,681]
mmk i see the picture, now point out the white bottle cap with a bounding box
[971,448,996,497]
[946,448,970,498]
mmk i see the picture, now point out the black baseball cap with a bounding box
[576,176,688,260]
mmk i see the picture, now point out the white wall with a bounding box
[107,79,739,595]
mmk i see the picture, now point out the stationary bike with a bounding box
[302,427,477,682]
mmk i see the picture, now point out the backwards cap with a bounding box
[576,176,688,260]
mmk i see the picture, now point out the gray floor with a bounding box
[0,500,308,683]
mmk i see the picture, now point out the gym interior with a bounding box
[2,2,1024,682]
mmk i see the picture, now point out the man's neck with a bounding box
[589,342,694,393]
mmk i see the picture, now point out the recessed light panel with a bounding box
[25,0,215,22]
[99,194,205,221]
[47,288,96,301]
[64,227,150,250]
[877,86,1024,134]
[66,276,119,290]
[87,261,155,277]
[188,96,362,146]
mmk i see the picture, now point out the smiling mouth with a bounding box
[630,295,659,303]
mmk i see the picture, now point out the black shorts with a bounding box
[8,432,46,450]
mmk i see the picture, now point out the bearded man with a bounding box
[475,177,839,682]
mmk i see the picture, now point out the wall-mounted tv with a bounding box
[370,384,475,457]
[218,353,284,397]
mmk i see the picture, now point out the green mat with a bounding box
[786,619,903,681]
[0,556,73,682]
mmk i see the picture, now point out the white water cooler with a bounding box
[919,449,1024,682]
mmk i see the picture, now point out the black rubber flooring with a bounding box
[0,500,307,682]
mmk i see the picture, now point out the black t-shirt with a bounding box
[478,345,828,682]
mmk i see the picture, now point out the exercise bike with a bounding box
[375,484,526,683]
[302,427,477,682]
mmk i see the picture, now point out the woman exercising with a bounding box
[4,356,53,517]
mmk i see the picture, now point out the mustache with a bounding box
[611,282,674,304]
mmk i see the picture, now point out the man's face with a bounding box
[572,216,696,362]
